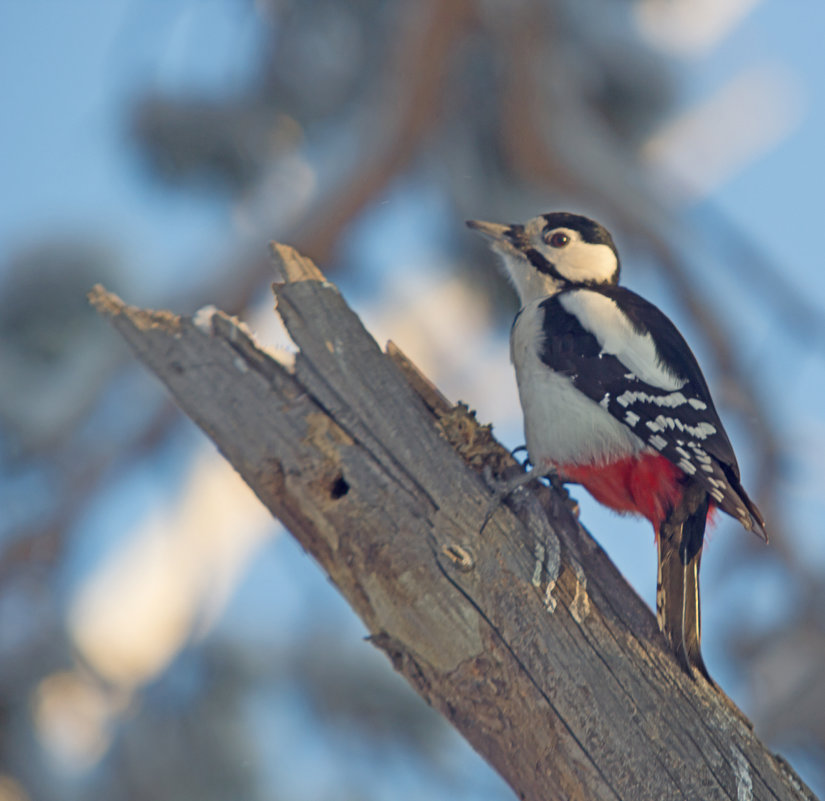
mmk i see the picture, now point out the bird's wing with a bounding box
[539,286,765,537]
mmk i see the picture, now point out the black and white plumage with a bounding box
[536,284,762,531]
[468,211,767,679]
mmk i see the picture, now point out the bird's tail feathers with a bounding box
[656,492,711,681]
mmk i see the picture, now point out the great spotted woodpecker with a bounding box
[468,211,767,679]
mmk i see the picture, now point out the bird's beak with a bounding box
[465,219,512,243]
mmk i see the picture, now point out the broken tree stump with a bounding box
[89,243,817,801]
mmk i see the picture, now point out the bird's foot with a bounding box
[480,463,567,533]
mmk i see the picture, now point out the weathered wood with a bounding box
[89,244,817,801]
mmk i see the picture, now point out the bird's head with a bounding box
[466,212,620,305]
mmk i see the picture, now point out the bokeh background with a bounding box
[2,1,825,799]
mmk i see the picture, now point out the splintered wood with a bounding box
[90,252,816,801]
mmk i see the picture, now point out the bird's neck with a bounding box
[499,253,564,306]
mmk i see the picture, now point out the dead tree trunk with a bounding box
[89,244,817,801]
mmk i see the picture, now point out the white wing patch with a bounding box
[678,459,697,475]
[645,414,716,440]
[559,291,685,391]
[648,434,667,450]
[624,410,640,426]
[616,389,702,409]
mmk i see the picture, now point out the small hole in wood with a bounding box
[330,475,349,499]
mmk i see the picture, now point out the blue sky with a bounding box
[2,0,823,293]
[1,1,262,292]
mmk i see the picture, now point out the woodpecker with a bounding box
[467,211,767,679]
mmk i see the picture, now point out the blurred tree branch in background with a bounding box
[9,0,804,556]
[89,246,817,801]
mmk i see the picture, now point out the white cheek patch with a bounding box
[560,290,685,390]
[555,242,617,284]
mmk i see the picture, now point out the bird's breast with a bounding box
[510,300,646,466]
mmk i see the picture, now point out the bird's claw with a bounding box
[480,464,579,532]
[480,463,556,533]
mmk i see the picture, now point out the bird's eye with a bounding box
[546,231,570,248]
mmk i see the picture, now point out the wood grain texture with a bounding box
[88,249,817,801]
